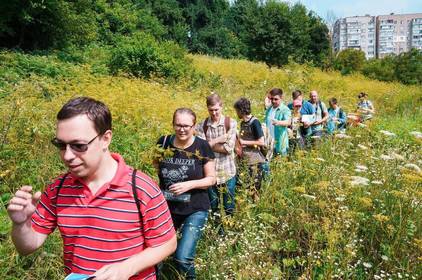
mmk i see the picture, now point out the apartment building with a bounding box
[333,13,422,59]
[377,13,422,58]
[333,16,376,59]
[410,17,422,51]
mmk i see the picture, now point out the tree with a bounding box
[394,48,422,85]
[362,55,396,82]
[334,49,366,75]
[0,0,98,50]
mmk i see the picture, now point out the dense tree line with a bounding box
[335,48,422,85]
[0,0,330,67]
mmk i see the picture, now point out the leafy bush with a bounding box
[334,49,366,75]
[108,33,192,80]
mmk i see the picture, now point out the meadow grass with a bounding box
[0,51,421,279]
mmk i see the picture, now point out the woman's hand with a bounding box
[169,182,193,195]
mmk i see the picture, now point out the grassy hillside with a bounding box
[0,51,421,279]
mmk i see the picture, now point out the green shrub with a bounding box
[108,33,192,80]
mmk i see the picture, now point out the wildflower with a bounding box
[292,186,306,194]
[335,196,345,202]
[362,262,372,268]
[379,130,396,137]
[403,163,421,173]
[381,255,389,261]
[371,180,383,185]
[302,194,316,200]
[373,214,390,222]
[410,131,422,139]
[357,144,368,150]
[335,133,352,139]
[355,164,368,172]
[350,176,370,186]
[358,197,373,207]
[391,152,405,161]
[380,154,393,160]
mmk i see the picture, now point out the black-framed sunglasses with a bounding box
[51,134,101,153]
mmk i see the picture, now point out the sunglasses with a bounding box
[51,134,101,153]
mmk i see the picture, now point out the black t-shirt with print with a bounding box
[157,135,215,215]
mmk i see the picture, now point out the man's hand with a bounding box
[93,262,132,280]
[302,121,311,128]
[169,181,192,195]
[209,135,226,146]
[7,186,41,225]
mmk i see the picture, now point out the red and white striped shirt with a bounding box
[32,153,175,280]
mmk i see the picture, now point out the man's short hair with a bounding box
[206,92,222,107]
[329,97,338,105]
[233,98,251,116]
[269,88,283,97]
[358,92,367,98]
[292,90,302,100]
[57,97,112,134]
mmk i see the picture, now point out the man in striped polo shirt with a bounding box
[7,97,176,280]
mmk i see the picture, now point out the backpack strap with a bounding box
[131,169,143,226]
[202,119,209,136]
[318,101,323,115]
[224,116,230,132]
[203,117,231,137]
[55,172,69,199]
[162,135,173,149]
[131,169,160,276]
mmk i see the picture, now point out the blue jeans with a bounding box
[172,211,208,280]
[208,176,236,215]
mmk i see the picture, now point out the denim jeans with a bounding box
[208,176,236,215]
[172,211,208,280]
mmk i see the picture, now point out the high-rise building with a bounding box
[377,13,422,58]
[410,17,422,51]
[333,16,376,59]
[332,13,422,59]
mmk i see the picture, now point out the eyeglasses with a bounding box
[173,124,194,131]
[51,134,101,153]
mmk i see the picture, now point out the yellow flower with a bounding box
[373,214,390,223]
[292,186,306,194]
[358,197,373,208]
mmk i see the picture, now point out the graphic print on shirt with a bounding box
[160,158,194,188]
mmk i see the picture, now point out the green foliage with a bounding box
[335,49,366,75]
[362,56,396,82]
[361,49,422,85]
[0,0,98,50]
[108,33,192,80]
[394,48,422,85]
[0,0,331,69]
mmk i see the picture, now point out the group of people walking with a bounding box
[7,90,375,280]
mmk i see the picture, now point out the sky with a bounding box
[285,0,422,21]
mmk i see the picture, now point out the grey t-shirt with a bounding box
[310,101,328,132]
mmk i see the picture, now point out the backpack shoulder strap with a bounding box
[131,169,143,225]
[224,116,230,132]
[202,118,209,136]
[56,173,69,198]
[162,135,173,149]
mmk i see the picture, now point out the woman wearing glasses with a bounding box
[155,108,216,279]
